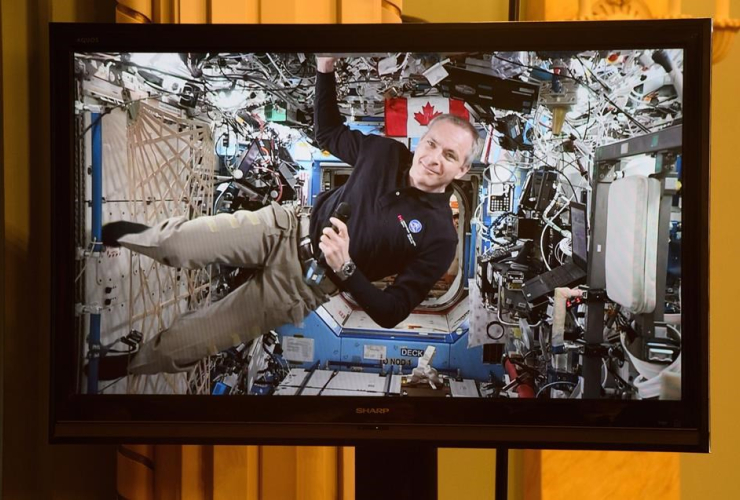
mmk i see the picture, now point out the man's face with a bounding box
[409,120,473,193]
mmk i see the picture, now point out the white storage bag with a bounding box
[605,175,662,314]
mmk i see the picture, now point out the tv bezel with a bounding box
[49,20,711,452]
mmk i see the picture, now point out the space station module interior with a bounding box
[75,48,683,399]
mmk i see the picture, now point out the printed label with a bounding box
[363,344,387,361]
[282,336,314,363]
[400,348,425,358]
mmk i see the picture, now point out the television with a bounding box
[50,20,710,457]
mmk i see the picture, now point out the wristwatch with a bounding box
[335,259,357,281]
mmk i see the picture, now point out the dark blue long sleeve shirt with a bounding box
[310,71,457,329]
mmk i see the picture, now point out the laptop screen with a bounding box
[570,202,588,270]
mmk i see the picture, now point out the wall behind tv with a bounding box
[678,0,740,496]
[2,0,737,499]
[2,2,117,500]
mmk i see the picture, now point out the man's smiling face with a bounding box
[408,120,473,194]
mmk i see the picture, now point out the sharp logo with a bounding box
[356,408,390,415]
[76,37,99,44]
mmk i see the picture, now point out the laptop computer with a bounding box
[522,202,588,303]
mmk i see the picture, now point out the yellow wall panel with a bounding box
[381,1,402,23]
[116,8,151,23]
[296,447,339,500]
[383,0,402,17]
[181,445,212,500]
[261,446,298,499]
[210,0,260,23]
[118,0,154,20]
[402,0,507,22]
[340,0,382,23]
[117,0,185,22]
[296,0,337,22]
[523,0,546,21]
[2,0,31,242]
[211,446,258,500]
[3,2,38,498]
[540,451,679,500]
[540,0,579,20]
[9,199,120,469]
[154,445,183,500]
[261,0,337,23]
[153,0,176,23]
[51,0,115,22]
[521,450,541,500]
[117,445,155,500]
[438,449,495,500]
[104,0,405,24]
[179,0,208,23]
[341,447,355,500]
[246,446,261,500]
[526,0,687,20]
[681,0,740,496]
[50,0,79,21]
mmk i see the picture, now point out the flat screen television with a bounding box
[50,20,710,453]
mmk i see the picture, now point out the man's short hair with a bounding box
[426,114,484,167]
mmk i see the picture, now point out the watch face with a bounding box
[341,261,356,278]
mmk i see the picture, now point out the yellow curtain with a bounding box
[113,2,399,499]
[115,0,403,23]
[117,444,356,499]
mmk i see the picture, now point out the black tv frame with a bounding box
[50,20,711,453]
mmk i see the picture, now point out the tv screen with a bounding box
[50,20,710,451]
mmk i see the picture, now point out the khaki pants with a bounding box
[118,202,335,374]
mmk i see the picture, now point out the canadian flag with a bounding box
[385,97,470,138]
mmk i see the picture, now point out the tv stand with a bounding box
[355,445,509,500]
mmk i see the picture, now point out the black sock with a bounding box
[86,353,133,381]
[101,221,150,247]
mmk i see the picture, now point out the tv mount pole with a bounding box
[355,445,509,500]
[496,447,509,500]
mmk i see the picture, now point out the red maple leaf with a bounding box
[413,102,443,126]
